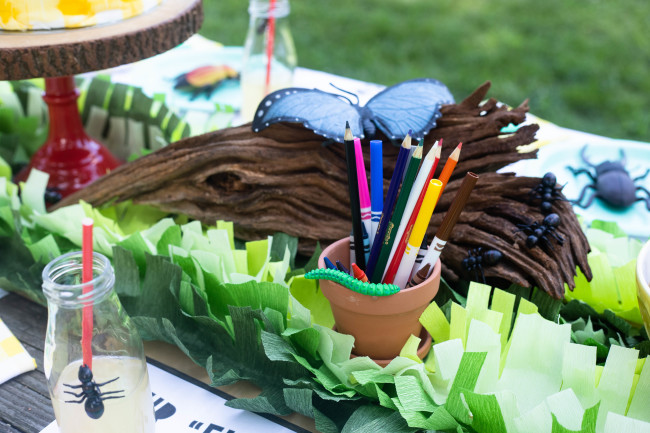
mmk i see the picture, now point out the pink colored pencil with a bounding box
[354,138,372,249]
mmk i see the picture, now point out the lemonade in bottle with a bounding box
[43,251,155,432]
[240,0,297,122]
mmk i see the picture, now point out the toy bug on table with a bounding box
[63,364,124,419]
[528,172,567,213]
[173,65,239,100]
[567,145,650,210]
[461,247,503,284]
[516,213,564,250]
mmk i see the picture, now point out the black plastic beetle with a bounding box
[567,146,650,210]
[63,364,124,419]
[462,247,503,284]
[516,213,564,250]
[528,172,567,213]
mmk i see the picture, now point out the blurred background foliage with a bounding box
[200,0,649,142]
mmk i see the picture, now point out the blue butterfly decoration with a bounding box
[251,78,454,143]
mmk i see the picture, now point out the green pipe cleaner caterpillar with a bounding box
[304,268,400,296]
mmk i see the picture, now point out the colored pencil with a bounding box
[431,139,442,177]
[371,143,423,283]
[437,142,462,194]
[344,122,366,270]
[393,179,444,289]
[351,263,369,283]
[370,139,383,248]
[382,141,439,282]
[414,172,479,279]
[365,133,412,278]
[355,138,372,253]
[383,177,443,284]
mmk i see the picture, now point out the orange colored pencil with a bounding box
[437,142,462,194]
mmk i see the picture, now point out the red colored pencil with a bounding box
[383,143,441,283]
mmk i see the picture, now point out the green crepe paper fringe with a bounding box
[2,172,650,433]
[564,219,644,325]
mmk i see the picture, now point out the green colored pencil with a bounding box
[370,143,423,283]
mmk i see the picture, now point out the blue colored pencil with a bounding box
[370,139,383,249]
[365,133,412,278]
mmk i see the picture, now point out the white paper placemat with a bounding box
[41,360,307,433]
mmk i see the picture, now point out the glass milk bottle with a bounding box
[43,251,155,433]
[240,0,297,122]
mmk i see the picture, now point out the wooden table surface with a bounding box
[0,293,53,433]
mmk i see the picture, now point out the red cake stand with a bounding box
[0,0,203,198]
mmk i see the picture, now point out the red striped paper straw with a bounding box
[264,0,277,95]
[81,217,94,369]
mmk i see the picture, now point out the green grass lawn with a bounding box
[200,0,650,142]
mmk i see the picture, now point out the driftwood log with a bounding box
[57,81,591,298]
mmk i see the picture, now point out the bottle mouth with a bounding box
[249,0,290,18]
[42,251,115,307]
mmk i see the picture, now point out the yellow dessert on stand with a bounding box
[0,0,162,31]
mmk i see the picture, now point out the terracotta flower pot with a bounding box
[318,237,441,361]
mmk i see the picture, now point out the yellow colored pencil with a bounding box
[393,179,443,289]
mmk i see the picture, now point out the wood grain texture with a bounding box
[56,82,591,297]
[0,0,203,80]
[0,294,53,433]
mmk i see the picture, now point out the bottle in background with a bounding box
[240,0,297,122]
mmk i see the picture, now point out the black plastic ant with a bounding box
[63,364,124,419]
[567,146,650,210]
[516,213,564,250]
[461,247,503,284]
[44,187,63,205]
[528,172,567,214]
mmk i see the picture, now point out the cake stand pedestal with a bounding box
[0,0,203,199]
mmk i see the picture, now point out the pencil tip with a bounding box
[344,122,354,141]
[401,133,412,148]
[457,142,462,149]
[425,142,439,160]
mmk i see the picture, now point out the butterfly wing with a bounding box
[365,78,454,141]
[251,88,365,142]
